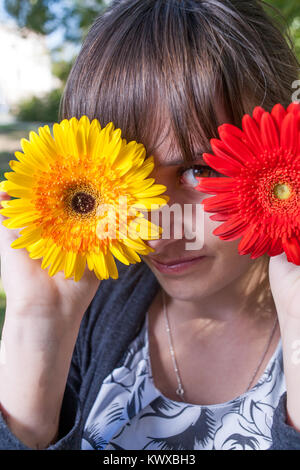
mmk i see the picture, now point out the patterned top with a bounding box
[81,311,285,450]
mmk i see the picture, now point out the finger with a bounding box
[0,192,22,253]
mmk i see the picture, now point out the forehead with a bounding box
[148,99,229,167]
[150,129,208,167]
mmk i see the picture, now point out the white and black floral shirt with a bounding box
[81,312,285,450]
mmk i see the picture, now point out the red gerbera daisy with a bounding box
[195,102,300,265]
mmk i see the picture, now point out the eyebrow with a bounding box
[156,151,206,167]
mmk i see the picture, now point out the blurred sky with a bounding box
[0,0,79,60]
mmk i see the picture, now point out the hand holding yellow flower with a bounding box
[0,116,169,281]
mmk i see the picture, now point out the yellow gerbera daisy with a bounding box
[0,116,169,281]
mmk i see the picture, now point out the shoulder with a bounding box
[87,259,158,321]
[76,259,160,372]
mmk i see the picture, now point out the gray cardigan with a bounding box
[0,259,300,450]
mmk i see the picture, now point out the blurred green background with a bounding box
[0,0,299,335]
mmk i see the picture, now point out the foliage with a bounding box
[4,0,107,45]
[13,88,62,122]
[52,59,74,85]
[3,0,299,120]
[263,0,300,62]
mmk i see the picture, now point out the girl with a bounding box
[0,0,300,450]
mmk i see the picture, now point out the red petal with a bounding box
[213,216,248,240]
[287,103,300,136]
[218,130,257,166]
[268,237,283,257]
[210,213,229,221]
[242,115,264,156]
[280,113,298,154]
[250,234,271,259]
[271,103,286,129]
[287,102,300,116]
[252,106,265,124]
[218,123,244,140]
[238,228,261,254]
[210,139,245,166]
[260,112,280,150]
[202,193,238,213]
[283,236,300,265]
[203,152,243,177]
[195,176,235,194]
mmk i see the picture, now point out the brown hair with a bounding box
[60,0,299,313]
[60,0,299,162]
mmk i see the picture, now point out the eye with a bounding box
[177,165,220,187]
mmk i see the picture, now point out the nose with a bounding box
[145,198,185,250]
[144,196,205,253]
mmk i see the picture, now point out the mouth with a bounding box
[149,254,208,274]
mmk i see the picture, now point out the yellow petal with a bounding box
[130,196,169,210]
[38,126,58,159]
[9,159,35,177]
[109,242,130,265]
[65,126,79,160]
[123,156,155,182]
[105,251,119,279]
[120,244,141,263]
[10,227,42,249]
[29,130,56,164]
[14,151,39,172]
[126,178,155,192]
[4,172,34,188]
[20,139,49,171]
[64,251,77,278]
[103,129,123,165]
[1,211,38,228]
[0,182,32,199]
[76,124,87,157]
[28,239,47,259]
[93,251,109,279]
[133,184,168,198]
[87,122,99,157]
[0,200,10,209]
[131,217,161,240]
[41,242,60,269]
[111,140,137,169]
[122,236,148,251]
[86,253,95,270]
[0,180,8,192]
[74,254,87,281]
[48,249,66,277]
[96,123,115,157]
[0,197,34,210]
[79,115,90,131]
[53,123,69,156]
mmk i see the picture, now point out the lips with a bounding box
[149,255,206,266]
[149,254,207,274]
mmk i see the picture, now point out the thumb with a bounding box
[0,192,21,254]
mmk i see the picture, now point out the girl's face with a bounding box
[141,125,262,303]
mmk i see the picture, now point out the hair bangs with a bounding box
[60,0,299,164]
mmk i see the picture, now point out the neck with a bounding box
[163,257,275,325]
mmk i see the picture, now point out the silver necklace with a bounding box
[161,289,278,402]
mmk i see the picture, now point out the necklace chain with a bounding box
[162,289,186,401]
[162,289,278,403]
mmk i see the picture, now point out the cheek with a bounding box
[205,214,254,272]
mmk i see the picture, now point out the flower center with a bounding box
[71,192,96,214]
[273,183,292,201]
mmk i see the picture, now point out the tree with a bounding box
[263,0,300,62]
[4,0,107,45]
